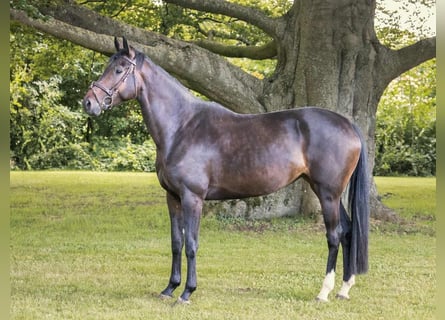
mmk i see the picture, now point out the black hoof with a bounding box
[174,297,191,305]
[335,293,350,300]
[159,293,173,300]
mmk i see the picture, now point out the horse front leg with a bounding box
[177,189,203,304]
[160,192,184,299]
[316,194,341,302]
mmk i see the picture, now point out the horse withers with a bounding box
[83,37,369,304]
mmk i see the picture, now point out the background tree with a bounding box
[372,2,436,177]
[10,0,436,220]
[374,58,435,177]
[10,24,157,171]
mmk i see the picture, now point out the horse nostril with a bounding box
[84,98,91,109]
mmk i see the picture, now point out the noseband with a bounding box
[89,55,137,111]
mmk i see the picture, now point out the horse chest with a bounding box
[155,152,210,197]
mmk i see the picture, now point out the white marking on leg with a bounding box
[337,275,355,299]
[316,270,335,302]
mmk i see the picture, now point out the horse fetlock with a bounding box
[185,285,197,294]
[316,270,336,301]
[337,275,355,299]
[179,286,196,303]
[161,281,180,297]
[172,278,182,287]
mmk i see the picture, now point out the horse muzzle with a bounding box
[83,95,103,116]
[83,83,116,116]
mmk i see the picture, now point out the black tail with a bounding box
[348,124,370,275]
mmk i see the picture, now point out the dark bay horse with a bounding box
[83,37,369,304]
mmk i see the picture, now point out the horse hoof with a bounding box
[335,293,350,300]
[175,297,191,305]
[315,297,329,303]
[159,293,173,300]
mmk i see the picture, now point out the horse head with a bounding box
[83,37,138,116]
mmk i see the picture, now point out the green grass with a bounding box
[10,172,436,319]
[375,176,436,218]
[374,176,436,235]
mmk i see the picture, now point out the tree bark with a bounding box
[10,0,436,220]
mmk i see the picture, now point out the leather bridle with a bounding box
[89,55,137,111]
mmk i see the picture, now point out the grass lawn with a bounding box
[10,172,436,319]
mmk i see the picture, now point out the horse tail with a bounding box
[348,123,370,275]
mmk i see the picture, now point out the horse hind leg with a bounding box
[336,200,356,300]
[316,190,341,302]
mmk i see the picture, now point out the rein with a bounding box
[89,55,137,111]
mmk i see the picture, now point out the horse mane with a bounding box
[134,50,200,101]
[134,51,146,70]
[122,47,230,112]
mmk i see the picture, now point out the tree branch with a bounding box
[163,0,279,38]
[378,36,436,87]
[393,36,436,75]
[194,39,277,59]
[11,8,113,55]
[10,7,265,114]
[196,21,255,46]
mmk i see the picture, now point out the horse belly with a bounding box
[206,155,305,200]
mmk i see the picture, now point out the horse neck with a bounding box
[136,58,196,153]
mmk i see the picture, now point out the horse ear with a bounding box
[123,37,129,54]
[114,36,120,52]
[122,36,136,59]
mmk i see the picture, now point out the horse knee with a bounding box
[185,240,198,259]
[326,232,340,249]
[170,231,183,256]
[185,248,196,259]
[340,231,351,250]
[186,284,197,293]
[172,239,183,256]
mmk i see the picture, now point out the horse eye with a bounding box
[116,68,123,74]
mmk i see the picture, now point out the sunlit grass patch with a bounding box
[374,176,435,235]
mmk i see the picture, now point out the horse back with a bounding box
[159,106,360,200]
